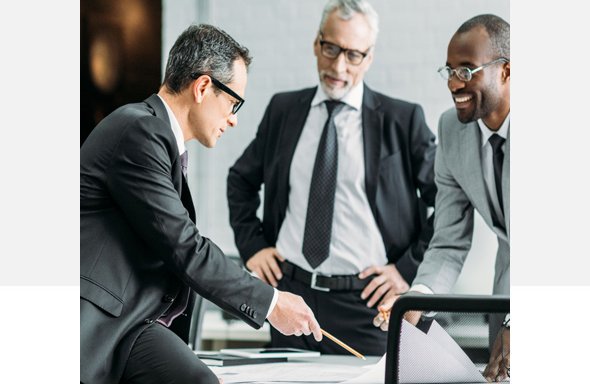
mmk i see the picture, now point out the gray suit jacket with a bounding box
[413,108,510,296]
[80,94,274,384]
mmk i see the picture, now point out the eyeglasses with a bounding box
[318,33,371,66]
[190,72,245,115]
[437,58,509,82]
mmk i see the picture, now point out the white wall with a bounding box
[162,0,510,294]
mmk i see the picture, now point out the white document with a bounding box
[340,354,386,384]
[211,361,363,383]
[398,319,486,383]
[219,347,320,359]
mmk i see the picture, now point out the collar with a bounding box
[311,81,364,111]
[478,112,510,147]
[157,94,186,156]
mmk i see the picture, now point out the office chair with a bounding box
[384,294,510,384]
[188,293,207,350]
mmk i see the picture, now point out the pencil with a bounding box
[320,329,366,360]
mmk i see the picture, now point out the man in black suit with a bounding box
[81,24,322,384]
[227,0,436,356]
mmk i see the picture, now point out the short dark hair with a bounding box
[162,24,252,94]
[456,14,510,60]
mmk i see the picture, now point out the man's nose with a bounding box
[330,51,348,73]
[227,113,237,127]
[448,75,465,93]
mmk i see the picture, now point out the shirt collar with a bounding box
[478,112,510,147]
[311,81,364,111]
[157,94,186,156]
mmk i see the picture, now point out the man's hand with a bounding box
[359,264,409,308]
[267,291,322,341]
[372,291,422,331]
[483,327,510,382]
[245,247,285,287]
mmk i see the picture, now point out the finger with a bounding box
[268,258,283,282]
[261,263,278,287]
[272,249,286,262]
[379,320,389,332]
[360,276,384,300]
[367,283,391,308]
[358,266,379,279]
[294,331,302,337]
[251,266,269,284]
[373,314,384,327]
[309,317,322,342]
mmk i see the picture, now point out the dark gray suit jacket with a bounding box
[227,85,437,282]
[80,94,274,384]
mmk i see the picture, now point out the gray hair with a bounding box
[162,24,252,94]
[456,14,510,60]
[319,0,379,43]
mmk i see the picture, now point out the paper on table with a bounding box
[211,361,363,383]
[340,354,386,383]
[398,319,486,383]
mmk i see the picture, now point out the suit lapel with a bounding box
[362,85,383,218]
[181,174,196,223]
[276,88,316,217]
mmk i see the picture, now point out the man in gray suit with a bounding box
[373,14,510,382]
[81,24,321,384]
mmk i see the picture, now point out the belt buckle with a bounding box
[310,272,331,292]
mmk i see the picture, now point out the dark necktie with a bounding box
[488,134,506,227]
[302,100,344,269]
[180,151,188,178]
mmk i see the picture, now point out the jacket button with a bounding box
[240,303,247,311]
[163,294,175,303]
[144,318,154,324]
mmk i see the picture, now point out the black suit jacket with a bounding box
[80,94,274,384]
[227,85,436,282]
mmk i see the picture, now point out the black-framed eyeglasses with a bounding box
[437,57,509,82]
[318,33,371,66]
[190,72,245,115]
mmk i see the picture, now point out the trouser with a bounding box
[121,323,217,384]
[271,274,387,356]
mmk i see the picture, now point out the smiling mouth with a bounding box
[454,95,473,104]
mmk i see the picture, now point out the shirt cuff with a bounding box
[409,284,434,295]
[266,288,279,319]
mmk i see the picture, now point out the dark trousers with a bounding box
[121,323,217,384]
[271,275,387,356]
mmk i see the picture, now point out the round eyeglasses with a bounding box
[437,57,509,82]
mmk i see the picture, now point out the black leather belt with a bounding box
[280,260,370,292]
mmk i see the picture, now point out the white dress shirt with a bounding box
[276,82,387,275]
[478,113,510,230]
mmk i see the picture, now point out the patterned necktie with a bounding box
[180,151,188,179]
[302,100,345,269]
[488,134,505,227]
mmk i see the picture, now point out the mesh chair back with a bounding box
[385,294,509,384]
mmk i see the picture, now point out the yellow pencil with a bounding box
[320,329,366,360]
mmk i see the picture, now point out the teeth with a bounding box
[455,96,472,103]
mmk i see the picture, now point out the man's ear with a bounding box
[313,35,320,58]
[193,75,212,103]
[502,61,510,83]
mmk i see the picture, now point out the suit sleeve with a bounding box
[394,104,438,284]
[412,115,474,293]
[106,116,274,328]
[227,97,275,263]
